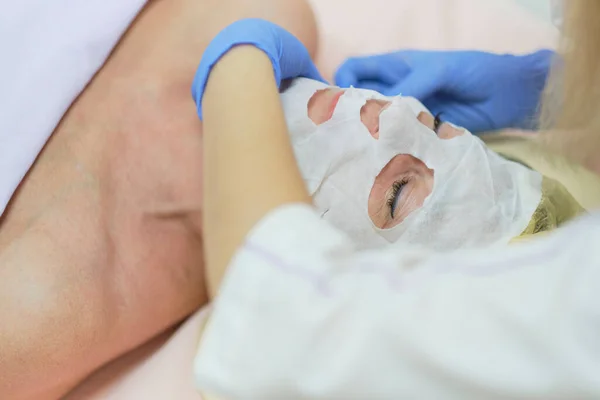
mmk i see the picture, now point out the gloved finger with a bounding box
[278,36,325,83]
[522,49,555,70]
[334,55,409,88]
[333,59,360,88]
[391,69,445,100]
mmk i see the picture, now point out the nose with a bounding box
[360,99,391,139]
[307,88,345,125]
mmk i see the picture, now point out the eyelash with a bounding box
[433,112,443,134]
[386,178,409,219]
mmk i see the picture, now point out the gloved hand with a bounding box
[335,49,554,132]
[192,18,325,120]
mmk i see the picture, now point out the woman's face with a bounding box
[307,87,464,229]
[281,78,541,250]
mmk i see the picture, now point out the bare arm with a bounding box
[202,45,310,298]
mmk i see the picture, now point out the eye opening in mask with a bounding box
[368,154,434,230]
[387,178,410,218]
[433,112,443,133]
[416,111,465,140]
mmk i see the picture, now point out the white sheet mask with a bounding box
[280,78,542,251]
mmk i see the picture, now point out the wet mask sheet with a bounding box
[280,78,542,251]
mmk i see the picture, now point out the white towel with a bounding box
[0,0,147,216]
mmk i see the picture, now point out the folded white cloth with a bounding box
[0,0,147,216]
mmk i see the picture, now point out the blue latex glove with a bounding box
[335,49,554,132]
[192,18,325,120]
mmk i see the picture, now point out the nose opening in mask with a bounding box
[360,99,391,139]
[306,88,346,125]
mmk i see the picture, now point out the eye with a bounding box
[433,112,443,134]
[386,178,409,218]
[417,111,465,139]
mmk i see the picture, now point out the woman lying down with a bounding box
[71,80,585,400]
[0,3,583,399]
[190,77,584,399]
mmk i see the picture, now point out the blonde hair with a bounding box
[540,0,600,171]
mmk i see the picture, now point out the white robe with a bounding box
[195,204,600,399]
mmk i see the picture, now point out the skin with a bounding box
[0,0,318,398]
[198,45,313,398]
[368,154,434,229]
[361,99,392,139]
[202,47,312,295]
